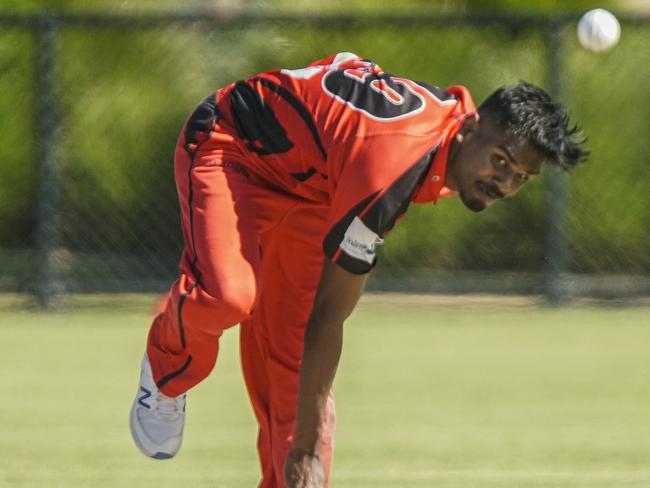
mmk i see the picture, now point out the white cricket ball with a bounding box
[577,8,621,53]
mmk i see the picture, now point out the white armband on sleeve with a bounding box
[339,217,384,264]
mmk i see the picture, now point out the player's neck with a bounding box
[445,139,460,190]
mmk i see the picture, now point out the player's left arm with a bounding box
[285,259,367,487]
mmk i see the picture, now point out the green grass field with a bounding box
[0,293,649,488]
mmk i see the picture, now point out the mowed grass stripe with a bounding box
[0,293,649,487]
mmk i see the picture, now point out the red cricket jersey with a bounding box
[214,52,476,274]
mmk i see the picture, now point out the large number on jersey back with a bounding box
[322,64,425,121]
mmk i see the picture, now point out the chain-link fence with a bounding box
[1,11,649,306]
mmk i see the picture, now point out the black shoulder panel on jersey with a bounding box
[322,145,437,275]
[413,82,457,103]
[183,93,221,285]
[184,93,219,150]
[230,81,294,155]
[361,145,437,237]
[255,77,328,161]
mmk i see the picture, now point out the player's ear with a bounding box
[455,113,480,144]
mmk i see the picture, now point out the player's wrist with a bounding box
[291,427,322,455]
[288,443,320,458]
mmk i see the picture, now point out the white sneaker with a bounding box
[129,354,186,459]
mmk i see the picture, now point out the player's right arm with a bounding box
[285,135,437,487]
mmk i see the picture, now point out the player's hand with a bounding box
[284,446,325,488]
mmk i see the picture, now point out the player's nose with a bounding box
[490,175,509,198]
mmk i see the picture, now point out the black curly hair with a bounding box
[479,82,589,170]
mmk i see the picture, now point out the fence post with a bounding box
[34,13,61,308]
[544,17,570,305]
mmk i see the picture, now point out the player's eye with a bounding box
[516,173,529,183]
[493,156,507,168]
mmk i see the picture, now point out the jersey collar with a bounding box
[412,85,476,204]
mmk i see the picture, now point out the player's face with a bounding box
[447,119,545,212]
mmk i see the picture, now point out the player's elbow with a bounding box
[304,314,343,347]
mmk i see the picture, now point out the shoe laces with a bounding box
[152,393,185,421]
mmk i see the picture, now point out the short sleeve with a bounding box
[323,135,438,274]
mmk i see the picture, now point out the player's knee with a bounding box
[216,278,258,322]
[193,353,219,380]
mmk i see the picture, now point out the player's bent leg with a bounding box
[131,103,263,459]
[130,265,257,460]
[147,263,258,398]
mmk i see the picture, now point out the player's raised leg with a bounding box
[240,202,335,487]
[130,96,262,459]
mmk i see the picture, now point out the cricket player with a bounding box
[129,52,587,487]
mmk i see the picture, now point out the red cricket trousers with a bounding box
[146,100,335,487]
